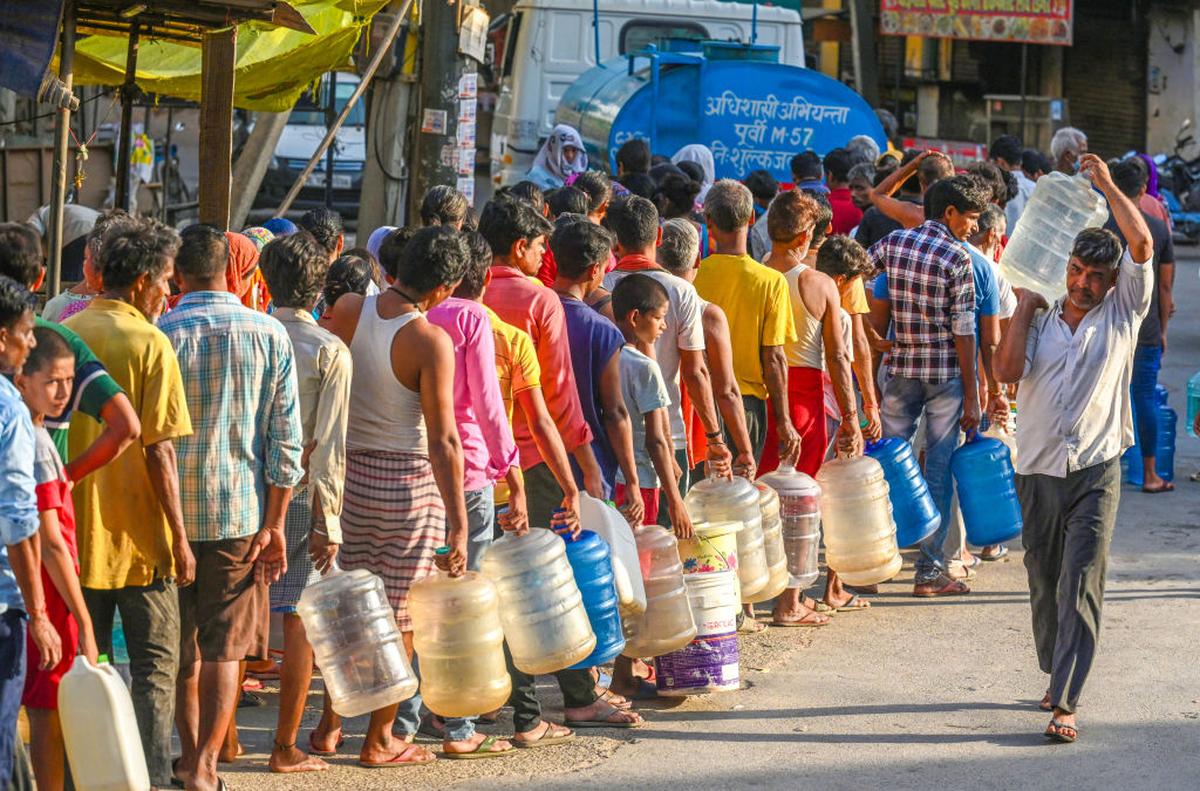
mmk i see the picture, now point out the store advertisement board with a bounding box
[879,2,1073,46]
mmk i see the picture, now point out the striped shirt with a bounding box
[868,220,976,384]
[159,291,304,542]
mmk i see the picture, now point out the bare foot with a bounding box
[563,699,643,727]
[443,732,513,755]
[217,741,244,764]
[308,725,342,756]
[269,743,329,773]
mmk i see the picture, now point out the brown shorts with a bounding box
[179,535,270,665]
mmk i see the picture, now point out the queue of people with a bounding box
[0,120,1181,789]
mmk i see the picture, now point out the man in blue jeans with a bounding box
[869,175,990,596]
[1105,159,1175,493]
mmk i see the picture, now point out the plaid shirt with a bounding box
[869,220,976,384]
[159,291,304,542]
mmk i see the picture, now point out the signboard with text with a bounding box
[880,1,1073,46]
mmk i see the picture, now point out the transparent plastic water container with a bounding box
[1187,370,1200,438]
[297,567,418,718]
[743,483,789,603]
[816,456,902,586]
[409,567,511,718]
[59,656,151,791]
[758,464,823,590]
[684,476,769,601]
[622,526,696,658]
[999,171,1109,299]
[481,527,595,674]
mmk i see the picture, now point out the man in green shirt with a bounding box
[0,223,140,475]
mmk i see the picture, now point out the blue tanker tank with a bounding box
[556,40,886,184]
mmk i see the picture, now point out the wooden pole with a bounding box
[47,1,76,296]
[274,0,413,217]
[198,26,237,229]
[114,22,139,212]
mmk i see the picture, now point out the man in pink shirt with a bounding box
[480,197,605,523]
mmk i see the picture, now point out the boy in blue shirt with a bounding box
[0,274,60,782]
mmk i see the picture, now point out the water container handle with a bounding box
[965,428,979,443]
[550,507,576,540]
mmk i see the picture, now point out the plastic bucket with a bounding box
[676,521,739,575]
[654,571,740,695]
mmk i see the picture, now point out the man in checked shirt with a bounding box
[868,174,992,597]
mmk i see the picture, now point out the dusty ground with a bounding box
[220,255,1200,789]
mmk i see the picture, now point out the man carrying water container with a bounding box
[994,154,1153,745]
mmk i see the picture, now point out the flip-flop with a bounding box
[812,601,839,614]
[170,757,185,788]
[359,743,436,768]
[512,721,576,749]
[828,593,871,612]
[913,577,970,598]
[307,731,344,757]
[771,610,831,627]
[1038,692,1053,712]
[441,734,515,760]
[565,709,644,729]
[979,546,1009,561]
[598,688,632,710]
[1142,482,1175,494]
[1044,718,1078,743]
[736,613,767,633]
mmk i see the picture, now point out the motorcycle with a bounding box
[1152,119,1200,243]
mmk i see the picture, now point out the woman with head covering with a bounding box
[366,225,397,263]
[527,124,588,190]
[670,144,716,205]
[262,217,298,237]
[238,227,276,312]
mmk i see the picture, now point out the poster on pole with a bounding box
[879,2,1073,46]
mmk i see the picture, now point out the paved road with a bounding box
[222,253,1200,790]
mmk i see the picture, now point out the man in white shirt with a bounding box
[989,135,1036,231]
[994,154,1153,746]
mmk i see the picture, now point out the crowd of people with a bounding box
[0,117,1181,789]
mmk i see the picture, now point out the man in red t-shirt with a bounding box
[824,147,863,235]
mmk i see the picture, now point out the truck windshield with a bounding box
[289,80,365,127]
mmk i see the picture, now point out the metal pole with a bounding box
[1018,43,1028,142]
[47,0,76,297]
[325,71,336,208]
[114,23,140,212]
[276,0,413,217]
[162,105,173,222]
[592,0,602,67]
[751,0,758,44]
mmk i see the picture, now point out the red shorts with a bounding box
[613,484,661,526]
[758,366,828,478]
[22,571,78,709]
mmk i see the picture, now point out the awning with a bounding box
[68,0,389,111]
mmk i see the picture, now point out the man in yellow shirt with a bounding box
[65,220,194,789]
[694,179,801,466]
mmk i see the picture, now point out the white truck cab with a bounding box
[487,0,804,188]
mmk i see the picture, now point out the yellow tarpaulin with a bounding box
[69,1,391,111]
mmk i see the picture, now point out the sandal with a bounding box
[441,734,515,760]
[1038,692,1053,712]
[771,609,831,627]
[359,742,436,768]
[1142,481,1175,494]
[736,613,767,633]
[913,575,970,598]
[565,704,643,729]
[825,593,871,612]
[1044,718,1078,743]
[598,688,632,710]
[979,545,1009,561]
[512,720,575,749]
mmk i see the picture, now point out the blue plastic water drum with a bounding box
[559,529,625,669]
[1158,403,1177,482]
[950,432,1023,546]
[865,438,940,548]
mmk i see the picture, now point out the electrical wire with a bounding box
[0,88,117,127]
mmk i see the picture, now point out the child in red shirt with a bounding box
[14,327,98,791]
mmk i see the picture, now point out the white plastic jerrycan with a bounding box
[58,654,151,791]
